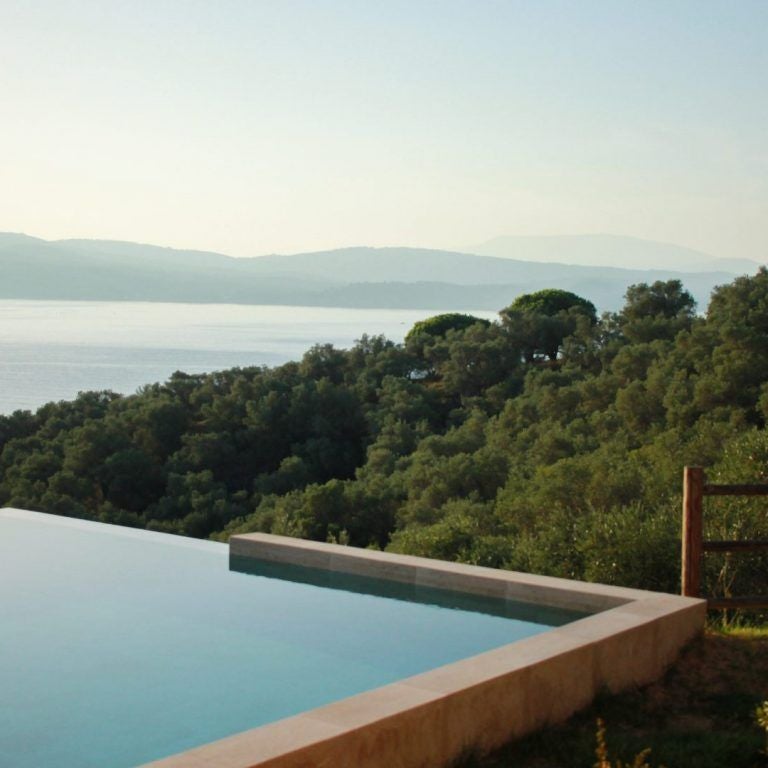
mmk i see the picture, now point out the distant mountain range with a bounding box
[465,233,763,274]
[1,232,763,312]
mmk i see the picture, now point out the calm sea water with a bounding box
[0,300,496,414]
[0,509,577,767]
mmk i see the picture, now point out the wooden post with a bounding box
[681,466,704,597]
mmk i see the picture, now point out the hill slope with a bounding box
[466,233,764,273]
[0,233,747,311]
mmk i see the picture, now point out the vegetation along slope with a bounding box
[2,270,768,606]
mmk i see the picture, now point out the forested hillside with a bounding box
[2,271,767,601]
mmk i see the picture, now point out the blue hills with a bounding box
[1,232,761,312]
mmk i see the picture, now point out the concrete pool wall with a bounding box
[144,533,706,768]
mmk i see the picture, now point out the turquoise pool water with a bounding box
[0,509,583,768]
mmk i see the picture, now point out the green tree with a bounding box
[618,279,696,343]
[404,313,491,360]
[693,268,768,420]
[500,289,597,362]
[505,288,597,321]
[405,313,491,345]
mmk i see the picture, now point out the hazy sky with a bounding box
[2,1,766,259]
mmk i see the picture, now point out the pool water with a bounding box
[0,510,581,768]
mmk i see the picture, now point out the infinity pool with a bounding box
[0,509,583,768]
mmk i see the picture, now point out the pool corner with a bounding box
[142,533,706,768]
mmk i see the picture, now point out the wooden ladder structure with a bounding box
[681,466,768,609]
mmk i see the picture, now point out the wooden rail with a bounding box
[681,466,768,609]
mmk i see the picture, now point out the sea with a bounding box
[0,300,496,415]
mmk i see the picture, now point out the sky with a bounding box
[1,0,766,260]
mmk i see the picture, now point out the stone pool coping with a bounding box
[142,533,706,768]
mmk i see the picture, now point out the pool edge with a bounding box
[140,533,706,768]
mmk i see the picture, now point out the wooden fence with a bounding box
[681,466,768,609]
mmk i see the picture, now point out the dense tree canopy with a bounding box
[618,279,696,343]
[2,274,767,604]
[500,288,597,362]
[504,288,598,323]
[405,312,491,342]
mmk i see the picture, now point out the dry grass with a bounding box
[459,628,768,768]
